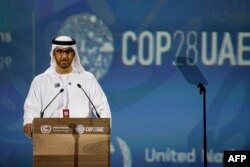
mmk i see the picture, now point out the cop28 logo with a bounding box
[60,13,114,80]
[75,124,85,134]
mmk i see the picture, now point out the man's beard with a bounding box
[55,59,73,69]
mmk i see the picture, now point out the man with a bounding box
[23,35,111,137]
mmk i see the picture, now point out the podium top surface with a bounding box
[33,118,110,135]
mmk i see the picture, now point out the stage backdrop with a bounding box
[0,0,250,166]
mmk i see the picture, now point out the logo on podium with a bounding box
[40,125,52,134]
[75,124,85,134]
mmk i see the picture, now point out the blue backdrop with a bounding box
[0,0,250,166]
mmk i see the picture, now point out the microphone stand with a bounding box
[197,83,207,167]
[174,57,208,167]
[40,88,64,118]
[77,84,100,118]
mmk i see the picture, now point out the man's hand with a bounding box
[23,123,32,137]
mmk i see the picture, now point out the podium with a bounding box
[32,118,110,167]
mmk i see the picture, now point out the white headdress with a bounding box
[44,35,84,74]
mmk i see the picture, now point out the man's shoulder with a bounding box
[32,72,52,82]
[83,71,95,78]
[72,71,95,79]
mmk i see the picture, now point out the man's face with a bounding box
[53,47,75,69]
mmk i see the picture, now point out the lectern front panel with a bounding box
[32,118,110,167]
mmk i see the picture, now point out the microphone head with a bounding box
[60,88,64,92]
[77,84,81,88]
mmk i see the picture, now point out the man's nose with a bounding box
[61,51,68,57]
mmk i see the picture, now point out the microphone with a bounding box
[40,88,64,118]
[77,83,100,118]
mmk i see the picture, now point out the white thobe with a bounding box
[23,70,111,125]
